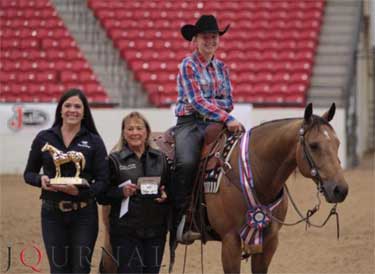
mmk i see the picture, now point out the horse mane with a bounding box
[252,115,333,132]
[249,115,334,178]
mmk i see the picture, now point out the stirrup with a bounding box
[176,215,201,245]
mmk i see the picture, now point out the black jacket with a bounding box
[103,145,170,238]
[24,125,109,202]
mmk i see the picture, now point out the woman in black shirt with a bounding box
[101,111,169,274]
[24,88,109,274]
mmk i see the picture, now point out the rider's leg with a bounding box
[172,117,205,242]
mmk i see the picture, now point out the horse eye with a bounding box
[309,142,320,150]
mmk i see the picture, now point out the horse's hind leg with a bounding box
[251,234,279,274]
[221,233,242,274]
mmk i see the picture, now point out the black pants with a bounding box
[172,116,212,210]
[41,201,98,274]
[110,233,166,274]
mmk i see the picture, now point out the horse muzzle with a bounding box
[321,180,348,203]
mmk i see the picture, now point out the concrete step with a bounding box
[325,5,359,16]
[317,45,353,55]
[50,0,145,107]
[313,65,349,75]
[308,86,343,97]
[326,0,360,7]
[308,0,361,109]
[79,43,101,53]
[319,33,354,45]
[311,75,346,86]
[320,24,357,35]
[323,15,358,25]
[314,54,350,66]
[306,96,345,108]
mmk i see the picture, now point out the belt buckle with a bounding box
[196,113,208,122]
[58,201,73,212]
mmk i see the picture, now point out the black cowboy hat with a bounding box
[181,14,230,41]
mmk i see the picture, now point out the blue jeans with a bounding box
[41,201,98,274]
[110,233,166,274]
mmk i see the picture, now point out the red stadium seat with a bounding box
[80,70,97,82]
[285,94,305,104]
[0,93,21,103]
[60,71,79,82]
[270,83,289,94]
[64,82,85,91]
[85,82,105,94]
[253,83,272,95]
[277,50,296,61]
[290,72,310,84]
[254,72,274,84]
[47,83,65,95]
[0,0,109,104]
[88,93,109,103]
[290,61,313,73]
[288,83,309,94]
[0,71,17,82]
[85,0,324,106]
[272,72,292,84]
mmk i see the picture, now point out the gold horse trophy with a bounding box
[41,143,86,185]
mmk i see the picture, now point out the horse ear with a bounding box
[322,103,336,122]
[304,103,313,123]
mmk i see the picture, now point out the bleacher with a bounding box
[88,0,325,107]
[0,0,109,104]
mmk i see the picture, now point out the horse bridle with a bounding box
[263,123,340,240]
[298,125,325,193]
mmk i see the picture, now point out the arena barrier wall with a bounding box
[0,103,346,174]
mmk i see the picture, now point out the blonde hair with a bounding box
[111,112,152,153]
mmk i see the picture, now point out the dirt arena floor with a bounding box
[1,153,374,274]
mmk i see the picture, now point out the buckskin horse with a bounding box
[100,103,348,273]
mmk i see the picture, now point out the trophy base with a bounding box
[50,177,83,185]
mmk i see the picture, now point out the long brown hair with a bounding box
[53,88,100,135]
[111,112,152,153]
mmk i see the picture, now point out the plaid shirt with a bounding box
[175,51,234,123]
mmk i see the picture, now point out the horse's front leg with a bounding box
[221,232,242,274]
[251,233,279,274]
[74,162,80,177]
[56,165,60,178]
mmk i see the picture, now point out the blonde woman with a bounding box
[100,112,169,274]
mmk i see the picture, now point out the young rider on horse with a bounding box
[173,14,243,243]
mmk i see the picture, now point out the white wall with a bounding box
[0,104,346,174]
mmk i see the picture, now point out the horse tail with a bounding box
[80,153,86,170]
